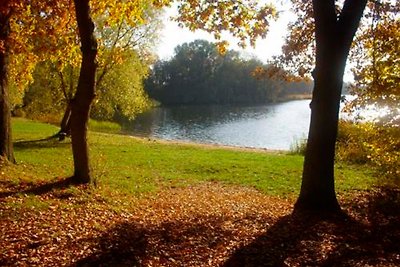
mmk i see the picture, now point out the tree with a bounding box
[0,0,76,162]
[0,4,14,162]
[349,7,400,125]
[171,1,394,213]
[272,0,398,213]
[69,0,179,182]
[174,0,277,49]
[21,62,67,123]
[69,0,98,183]
[294,0,368,213]
[91,49,152,121]
[145,40,308,105]
[91,3,160,121]
[2,0,278,182]
[21,10,160,125]
[6,0,160,182]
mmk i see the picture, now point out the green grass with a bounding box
[88,119,121,134]
[6,118,378,200]
[12,119,60,141]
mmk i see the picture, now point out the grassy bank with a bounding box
[5,118,378,200]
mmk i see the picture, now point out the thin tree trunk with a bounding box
[70,0,97,183]
[56,65,75,139]
[0,11,14,163]
[57,102,72,140]
[294,0,367,213]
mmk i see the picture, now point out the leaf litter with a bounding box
[1,181,399,266]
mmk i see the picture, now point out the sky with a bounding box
[154,3,355,82]
[155,3,295,63]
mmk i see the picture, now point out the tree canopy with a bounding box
[0,0,283,182]
[349,8,399,125]
[280,0,399,122]
[19,3,162,123]
[146,40,312,105]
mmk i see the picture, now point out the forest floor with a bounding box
[1,180,400,266]
[1,118,399,266]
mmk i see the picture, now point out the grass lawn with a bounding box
[7,118,377,199]
[1,118,398,266]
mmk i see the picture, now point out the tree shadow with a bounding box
[0,176,78,199]
[75,215,240,266]
[224,186,400,267]
[223,211,347,267]
[75,221,147,266]
[13,134,70,150]
[73,187,400,266]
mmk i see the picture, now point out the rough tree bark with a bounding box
[70,0,97,183]
[294,0,368,213]
[0,10,15,163]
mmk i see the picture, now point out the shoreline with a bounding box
[124,133,288,154]
[10,117,290,154]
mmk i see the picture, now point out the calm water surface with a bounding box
[124,100,313,150]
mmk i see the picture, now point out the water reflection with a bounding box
[124,100,312,150]
[124,97,396,150]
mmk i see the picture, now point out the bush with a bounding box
[336,121,400,179]
[336,121,370,164]
[290,121,400,179]
[289,138,307,155]
[12,107,26,118]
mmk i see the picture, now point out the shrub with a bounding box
[336,121,370,164]
[336,121,400,179]
[289,138,307,155]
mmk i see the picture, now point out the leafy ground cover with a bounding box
[1,118,399,266]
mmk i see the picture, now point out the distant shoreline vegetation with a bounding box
[150,93,313,107]
[277,94,312,102]
[145,40,312,106]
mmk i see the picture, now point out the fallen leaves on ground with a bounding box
[1,180,399,266]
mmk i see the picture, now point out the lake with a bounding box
[123,99,313,150]
[122,96,394,150]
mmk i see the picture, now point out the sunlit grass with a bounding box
[7,118,378,201]
[88,119,121,134]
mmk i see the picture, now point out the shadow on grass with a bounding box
[0,176,78,199]
[13,135,70,150]
[75,187,400,266]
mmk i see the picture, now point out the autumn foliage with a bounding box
[0,2,399,265]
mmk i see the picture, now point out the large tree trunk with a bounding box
[70,0,97,183]
[0,11,14,163]
[295,57,344,213]
[294,0,367,213]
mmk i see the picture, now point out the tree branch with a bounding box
[338,0,368,49]
[57,69,69,100]
[312,0,337,50]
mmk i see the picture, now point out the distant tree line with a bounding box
[145,40,312,105]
